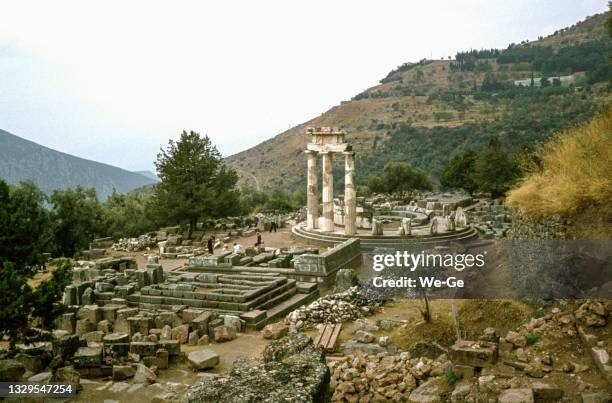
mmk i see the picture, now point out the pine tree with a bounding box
[153,131,240,238]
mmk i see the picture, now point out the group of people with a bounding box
[207,230,264,256]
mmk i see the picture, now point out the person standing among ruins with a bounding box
[255,231,263,246]
[207,235,215,254]
[233,242,243,254]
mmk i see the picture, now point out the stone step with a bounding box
[292,224,479,250]
[257,287,297,311]
[264,291,320,324]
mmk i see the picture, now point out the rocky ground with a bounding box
[324,299,612,402]
[1,293,610,403]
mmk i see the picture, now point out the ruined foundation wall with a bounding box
[509,208,566,240]
[293,238,361,287]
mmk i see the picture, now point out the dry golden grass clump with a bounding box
[508,108,612,219]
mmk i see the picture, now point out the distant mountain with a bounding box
[0,129,156,201]
[225,11,612,190]
[134,170,160,182]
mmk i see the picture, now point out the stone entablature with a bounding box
[305,127,356,235]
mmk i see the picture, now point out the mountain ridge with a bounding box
[225,11,612,190]
[0,129,156,200]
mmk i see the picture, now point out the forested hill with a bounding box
[0,129,156,201]
[225,10,612,190]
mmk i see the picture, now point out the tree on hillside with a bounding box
[0,180,74,349]
[440,149,478,194]
[50,187,102,257]
[0,181,51,275]
[473,138,519,198]
[30,261,73,329]
[154,131,240,239]
[0,262,32,350]
[100,191,156,239]
[367,162,432,196]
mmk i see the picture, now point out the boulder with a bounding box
[28,371,52,383]
[213,325,237,342]
[355,330,374,343]
[449,340,497,367]
[83,330,105,343]
[262,322,289,340]
[156,349,169,370]
[133,363,157,384]
[531,382,563,401]
[171,324,190,344]
[497,388,534,403]
[191,312,214,336]
[158,340,180,356]
[410,340,448,359]
[187,349,220,371]
[505,331,526,348]
[73,346,102,368]
[103,332,130,344]
[97,320,112,333]
[52,366,81,388]
[353,318,379,333]
[188,331,199,345]
[223,315,243,333]
[130,342,157,357]
[575,301,608,327]
[408,378,443,402]
[340,341,386,355]
[15,353,43,373]
[112,365,136,381]
[0,359,26,381]
[182,308,204,323]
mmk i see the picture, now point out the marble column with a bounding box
[321,151,334,232]
[344,151,356,235]
[305,150,319,229]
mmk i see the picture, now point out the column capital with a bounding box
[343,150,355,156]
[304,149,318,155]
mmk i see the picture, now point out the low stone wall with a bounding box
[293,238,362,287]
[509,208,566,240]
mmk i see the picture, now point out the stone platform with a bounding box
[130,271,319,329]
[292,223,479,251]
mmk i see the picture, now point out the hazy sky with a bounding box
[0,0,607,172]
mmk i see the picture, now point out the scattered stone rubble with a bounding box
[468,200,513,238]
[189,245,318,269]
[0,303,250,400]
[183,334,330,403]
[327,299,611,402]
[329,351,447,402]
[112,235,157,252]
[286,287,383,330]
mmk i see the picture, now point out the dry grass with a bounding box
[388,299,533,349]
[508,108,612,219]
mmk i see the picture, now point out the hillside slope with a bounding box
[0,129,156,200]
[226,11,612,190]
